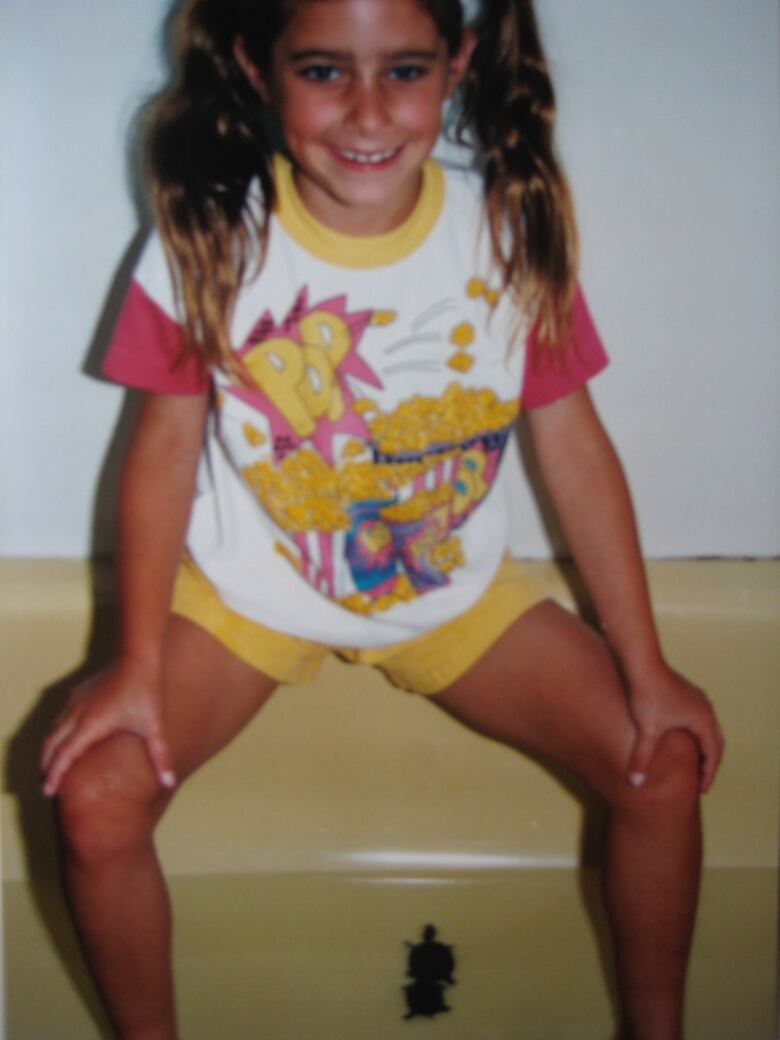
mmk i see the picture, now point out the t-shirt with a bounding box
[103,157,607,648]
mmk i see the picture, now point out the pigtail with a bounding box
[459,0,579,347]
[146,0,279,374]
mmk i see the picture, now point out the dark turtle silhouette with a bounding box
[403,924,456,1019]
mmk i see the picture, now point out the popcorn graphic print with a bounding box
[217,285,518,614]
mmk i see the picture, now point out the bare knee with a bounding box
[56,735,168,869]
[649,728,701,798]
[614,729,701,821]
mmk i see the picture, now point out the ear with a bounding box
[234,36,271,103]
[445,28,477,98]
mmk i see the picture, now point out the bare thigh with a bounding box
[431,600,636,800]
[158,614,279,783]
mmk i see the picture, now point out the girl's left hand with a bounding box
[626,662,724,793]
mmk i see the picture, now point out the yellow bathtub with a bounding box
[2,558,778,1038]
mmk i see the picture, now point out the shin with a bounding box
[56,733,177,1040]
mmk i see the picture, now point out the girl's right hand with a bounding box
[41,657,177,798]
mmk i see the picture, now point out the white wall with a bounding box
[1,0,778,558]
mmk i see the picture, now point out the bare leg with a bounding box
[430,600,701,1040]
[55,616,279,1040]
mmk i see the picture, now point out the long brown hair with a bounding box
[459,0,579,345]
[146,0,285,373]
[146,0,578,371]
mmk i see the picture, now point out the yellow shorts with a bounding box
[171,556,548,695]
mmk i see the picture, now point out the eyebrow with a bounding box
[288,48,439,62]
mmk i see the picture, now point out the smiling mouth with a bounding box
[336,146,401,165]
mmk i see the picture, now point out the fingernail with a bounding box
[629,771,646,787]
[160,771,177,789]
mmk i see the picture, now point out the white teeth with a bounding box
[339,147,397,164]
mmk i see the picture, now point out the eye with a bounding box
[299,64,341,83]
[387,64,428,83]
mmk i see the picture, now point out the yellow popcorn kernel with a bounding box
[341,573,425,615]
[380,484,453,523]
[447,351,474,373]
[352,398,378,416]
[358,522,392,553]
[339,592,373,615]
[339,462,395,503]
[242,461,266,493]
[466,277,486,298]
[485,289,500,307]
[370,309,397,326]
[341,439,367,459]
[449,322,475,347]
[392,575,417,601]
[430,537,464,572]
[242,422,266,447]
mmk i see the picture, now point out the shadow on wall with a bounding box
[81,92,148,557]
[4,586,118,1039]
[79,0,193,559]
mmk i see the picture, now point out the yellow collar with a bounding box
[273,154,444,269]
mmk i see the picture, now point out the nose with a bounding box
[347,78,390,134]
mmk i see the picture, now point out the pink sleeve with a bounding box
[521,284,609,409]
[101,280,209,395]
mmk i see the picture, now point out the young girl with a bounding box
[41,0,723,1037]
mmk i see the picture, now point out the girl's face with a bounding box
[242,0,473,236]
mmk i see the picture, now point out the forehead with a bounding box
[277,0,445,51]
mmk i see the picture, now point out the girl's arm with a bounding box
[526,387,723,791]
[41,390,209,796]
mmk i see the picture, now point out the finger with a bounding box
[51,698,79,730]
[697,720,725,793]
[42,720,108,798]
[145,725,177,790]
[40,712,81,775]
[41,682,93,771]
[627,728,659,788]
